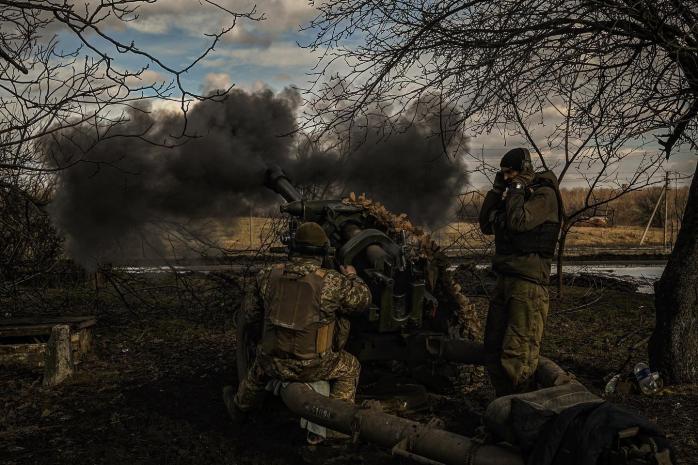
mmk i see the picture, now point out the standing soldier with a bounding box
[223,222,371,429]
[478,148,562,396]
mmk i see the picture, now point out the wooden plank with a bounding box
[75,317,97,329]
[0,318,95,369]
[0,316,96,338]
[0,315,96,327]
[0,343,46,367]
[0,324,57,337]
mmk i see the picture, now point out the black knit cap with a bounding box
[500,148,530,171]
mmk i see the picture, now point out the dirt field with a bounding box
[1,274,696,465]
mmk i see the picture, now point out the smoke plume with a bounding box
[44,87,467,266]
[289,105,468,226]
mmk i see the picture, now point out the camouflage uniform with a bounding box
[479,170,561,396]
[234,256,371,411]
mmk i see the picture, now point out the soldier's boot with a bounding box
[222,385,247,428]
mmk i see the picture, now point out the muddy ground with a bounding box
[1,272,697,465]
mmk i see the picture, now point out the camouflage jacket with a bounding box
[242,256,371,326]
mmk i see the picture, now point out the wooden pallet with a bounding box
[0,316,96,367]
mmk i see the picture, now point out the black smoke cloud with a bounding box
[289,107,468,226]
[44,87,467,266]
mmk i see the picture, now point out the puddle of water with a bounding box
[125,263,666,294]
[553,264,664,294]
[460,263,665,294]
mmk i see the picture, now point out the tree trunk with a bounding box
[556,227,570,297]
[649,162,698,383]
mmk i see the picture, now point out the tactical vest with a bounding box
[261,264,335,360]
[494,178,562,259]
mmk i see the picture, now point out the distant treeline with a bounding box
[562,186,689,227]
[458,185,690,228]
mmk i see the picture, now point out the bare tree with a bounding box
[0,0,260,289]
[303,0,698,383]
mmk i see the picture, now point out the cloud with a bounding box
[124,0,318,48]
[149,99,183,114]
[125,69,166,87]
[668,153,698,180]
[203,72,232,92]
[223,43,320,68]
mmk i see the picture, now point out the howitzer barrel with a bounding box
[280,382,524,465]
[265,165,302,203]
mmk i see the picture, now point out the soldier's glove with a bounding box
[509,169,535,193]
[492,171,507,194]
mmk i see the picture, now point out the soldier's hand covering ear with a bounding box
[492,171,507,194]
[511,167,535,188]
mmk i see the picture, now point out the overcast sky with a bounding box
[58,0,695,189]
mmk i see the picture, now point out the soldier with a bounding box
[478,148,562,396]
[223,222,371,429]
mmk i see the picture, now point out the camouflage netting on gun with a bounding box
[343,193,481,341]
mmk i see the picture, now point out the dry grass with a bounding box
[209,217,279,250]
[564,225,668,247]
[419,222,671,251]
[213,218,672,252]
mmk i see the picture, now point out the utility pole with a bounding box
[640,183,666,246]
[249,206,254,248]
[664,171,669,251]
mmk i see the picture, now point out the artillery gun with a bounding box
[234,165,485,386]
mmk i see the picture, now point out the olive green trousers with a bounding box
[484,274,549,397]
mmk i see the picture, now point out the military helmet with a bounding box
[500,147,532,172]
[294,222,329,248]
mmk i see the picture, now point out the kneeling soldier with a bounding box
[223,222,371,427]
